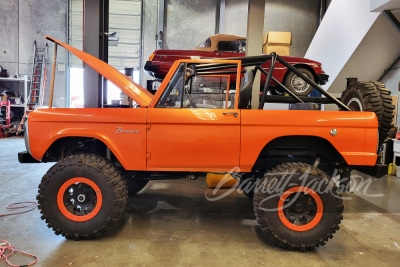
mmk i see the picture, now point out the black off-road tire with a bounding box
[341,81,395,145]
[37,154,128,240]
[284,68,315,96]
[372,81,395,144]
[253,162,343,251]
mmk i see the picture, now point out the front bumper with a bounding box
[317,73,329,85]
[18,151,40,163]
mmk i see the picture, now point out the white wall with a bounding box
[305,0,380,90]
[370,0,400,11]
[329,13,400,94]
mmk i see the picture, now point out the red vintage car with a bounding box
[144,34,329,96]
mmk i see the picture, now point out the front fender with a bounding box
[28,108,147,171]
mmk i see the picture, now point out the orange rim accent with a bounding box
[277,186,323,232]
[57,177,103,222]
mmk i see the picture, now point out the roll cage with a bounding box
[183,53,350,111]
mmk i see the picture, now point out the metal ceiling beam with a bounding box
[157,0,165,50]
[246,0,265,109]
[378,10,400,81]
[83,0,109,108]
[383,10,400,33]
[215,0,225,34]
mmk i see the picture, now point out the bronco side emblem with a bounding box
[115,127,139,134]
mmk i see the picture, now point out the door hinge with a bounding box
[146,152,151,159]
[147,124,151,130]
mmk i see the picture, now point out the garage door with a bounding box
[69,0,142,69]
[68,0,142,107]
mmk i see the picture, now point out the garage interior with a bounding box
[1,0,400,266]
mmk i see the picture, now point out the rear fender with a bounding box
[252,135,346,176]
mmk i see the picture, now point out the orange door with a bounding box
[146,108,240,172]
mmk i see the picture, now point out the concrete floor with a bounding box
[1,137,400,266]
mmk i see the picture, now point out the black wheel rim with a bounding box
[63,182,98,216]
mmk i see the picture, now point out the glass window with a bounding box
[156,63,185,108]
[183,75,234,109]
[156,63,237,109]
[217,40,246,53]
[196,38,212,48]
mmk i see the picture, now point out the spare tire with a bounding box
[341,81,395,145]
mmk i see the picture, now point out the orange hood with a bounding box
[46,36,153,108]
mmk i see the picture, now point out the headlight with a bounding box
[24,117,31,155]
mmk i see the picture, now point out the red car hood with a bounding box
[152,49,322,65]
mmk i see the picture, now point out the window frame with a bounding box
[150,59,242,110]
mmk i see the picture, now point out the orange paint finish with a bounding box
[147,108,240,172]
[28,108,148,171]
[239,110,378,172]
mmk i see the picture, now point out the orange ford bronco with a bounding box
[19,37,389,251]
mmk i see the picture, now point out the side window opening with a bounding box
[156,62,237,109]
[218,40,243,53]
[197,38,212,48]
[156,63,185,108]
[183,75,234,109]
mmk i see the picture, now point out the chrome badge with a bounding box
[115,127,139,134]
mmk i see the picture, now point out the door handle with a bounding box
[223,112,238,117]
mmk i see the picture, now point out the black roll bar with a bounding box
[185,54,350,111]
[255,66,304,103]
[258,53,277,109]
[275,55,350,111]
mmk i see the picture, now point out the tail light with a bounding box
[310,63,321,69]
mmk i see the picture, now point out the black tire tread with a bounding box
[37,154,128,240]
[253,162,343,251]
[341,81,395,145]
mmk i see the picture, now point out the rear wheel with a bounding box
[253,162,343,251]
[284,68,315,96]
[37,154,128,240]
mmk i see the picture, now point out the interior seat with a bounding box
[238,69,255,109]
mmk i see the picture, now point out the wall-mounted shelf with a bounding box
[0,76,29,114]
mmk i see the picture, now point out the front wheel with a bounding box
[37,154,128,240]
[253,162,343,251]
